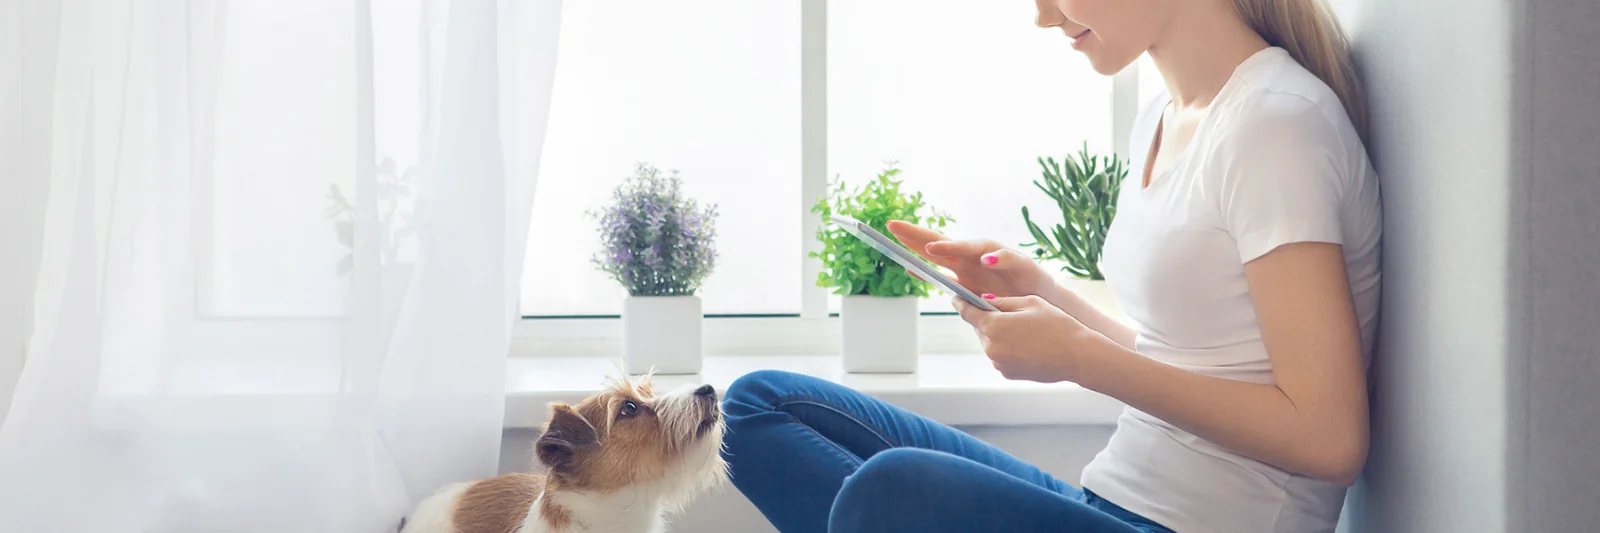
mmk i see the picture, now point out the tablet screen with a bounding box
[829,215,999,312]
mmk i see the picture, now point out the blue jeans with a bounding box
[722,370,1174,533]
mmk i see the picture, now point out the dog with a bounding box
[400,375,727,533]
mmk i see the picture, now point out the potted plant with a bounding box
[1021,143,1125,306]
[592,163,718,375]
[812,164,950,374]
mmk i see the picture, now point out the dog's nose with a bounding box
[695,384,716,398]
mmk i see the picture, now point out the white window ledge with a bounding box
[504,354,1126,429]
[509,284,1132,429]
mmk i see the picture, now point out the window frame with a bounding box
[513,0,1140,357]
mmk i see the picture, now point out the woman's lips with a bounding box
[1070,29,1093,49]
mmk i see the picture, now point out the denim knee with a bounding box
[830,448,947,529]
[841,447,941,493]
[724,369,805,414]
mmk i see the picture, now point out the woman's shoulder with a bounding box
[1221,49,1360,152]
[1196,57,1380,220]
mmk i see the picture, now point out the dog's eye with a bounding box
[618,400,639,418]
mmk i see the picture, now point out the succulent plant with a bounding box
[1021,143,1126,280]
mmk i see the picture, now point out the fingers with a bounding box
[986,295,1045,312]
[923,239,1001,259]
[885,220,944,248]
[976,248,1034,271]
[952,296,992,326]
[924,241,1035,273]
[887,221,961,265]
[888,223,1032,274]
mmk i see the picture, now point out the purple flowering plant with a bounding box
[591,163,719,297]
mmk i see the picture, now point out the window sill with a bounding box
[508,282,1130,429]
[511,281,1129,358]
[503,353,1125,429]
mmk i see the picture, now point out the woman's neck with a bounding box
[1147,5,1271,111]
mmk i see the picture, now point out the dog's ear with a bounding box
[536,403,597,472]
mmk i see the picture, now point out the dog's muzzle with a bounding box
[693,385,721,437]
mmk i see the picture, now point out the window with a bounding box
[207,1,361,318]
[826,0,1113,312]
[520,1,801,316]
[202,1,436,319]
[520,1,1142,322]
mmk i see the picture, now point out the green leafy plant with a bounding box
[811,164,950,297]
[1021,143,1126,280]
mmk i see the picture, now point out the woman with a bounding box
[723,0,1379,531]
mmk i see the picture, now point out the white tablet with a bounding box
[829,215,999,312]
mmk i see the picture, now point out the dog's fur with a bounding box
[401,375,727,533]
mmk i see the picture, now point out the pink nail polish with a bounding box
[982,254,998,266]
[982,293,996,300]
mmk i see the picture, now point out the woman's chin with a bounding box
[1084,51,1138,77]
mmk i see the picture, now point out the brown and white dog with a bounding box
[401,375,727,533]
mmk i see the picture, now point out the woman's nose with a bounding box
[1034,0,1066,28]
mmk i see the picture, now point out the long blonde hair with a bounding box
[1232,0,1368,139]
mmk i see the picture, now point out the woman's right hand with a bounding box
[885,220,1057,300]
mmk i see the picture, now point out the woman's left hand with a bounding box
[953,295,1112,383]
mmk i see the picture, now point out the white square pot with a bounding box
[623,295,703,375]
[1058,277,1121,317]
[840,295,919,374]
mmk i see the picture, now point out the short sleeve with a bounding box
[1216,96,1348,263]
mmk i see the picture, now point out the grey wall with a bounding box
[1337,0,1516,529]
[502,425,1115,532]
[1512,0,1600,531]
[1337,0,1600,531]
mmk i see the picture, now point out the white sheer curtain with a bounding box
[0,1,562,531]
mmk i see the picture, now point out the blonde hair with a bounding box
[1232,0,1368,139]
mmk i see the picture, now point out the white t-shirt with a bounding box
[1080,47,1382,533]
